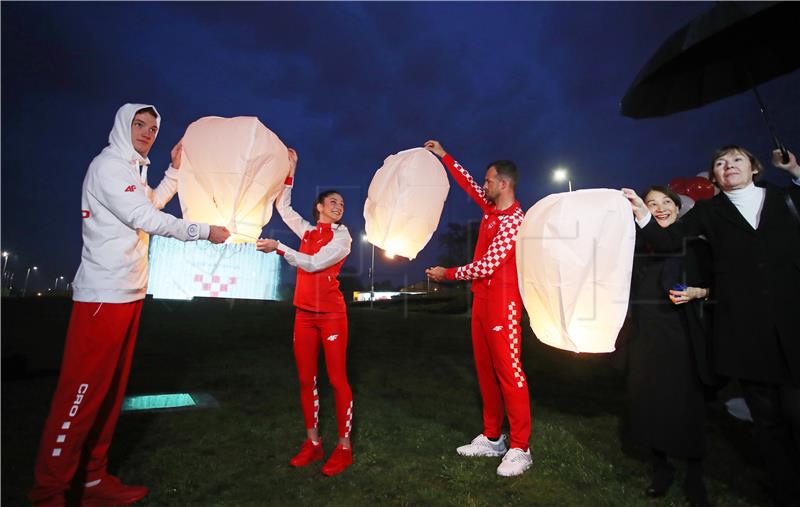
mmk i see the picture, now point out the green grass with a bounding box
[2,298,770,506]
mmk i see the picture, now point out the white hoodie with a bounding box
[72,103,210,303]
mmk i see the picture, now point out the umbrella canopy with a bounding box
[621,1,800,119]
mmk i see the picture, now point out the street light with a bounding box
[2,251,9,275]
[53,275,65,291]
[361,234,375,306]
[552,167,572,192]
[23,266,38,297]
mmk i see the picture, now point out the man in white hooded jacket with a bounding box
[30,104,230,507]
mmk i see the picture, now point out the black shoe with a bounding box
[687,494,711,507]
[645,484,669,498]
[684,478,710,507]
[645,465,675,498]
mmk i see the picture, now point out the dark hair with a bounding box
[134,106,159,119]
[312,190,344,224]
[708,145,764,184]
[642,185,682,210]
[487,160,518,188]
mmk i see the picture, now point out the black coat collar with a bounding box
[709,183,780,235]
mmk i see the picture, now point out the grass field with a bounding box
[2,297,771,506]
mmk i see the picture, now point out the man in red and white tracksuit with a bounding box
[29,104,230,507]
[424,140,532,477]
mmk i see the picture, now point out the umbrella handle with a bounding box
[774,138,790,165]
[769,126,790,164]
[752,86,790,164]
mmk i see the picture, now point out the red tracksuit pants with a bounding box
[294,309,353,439]
[30,300,143,503]
[471,291,531,450]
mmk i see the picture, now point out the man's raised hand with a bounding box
[424,140,447,158]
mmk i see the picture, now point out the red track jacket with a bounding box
[441,154,524,297]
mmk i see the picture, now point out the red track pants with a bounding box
[293,309,353,439]
[30,300,143,503]
[471,290,531,450]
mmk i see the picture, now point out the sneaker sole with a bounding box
[321,467,348,477]
[496,462,532,477]
[321,462,352,477]
[289,457,323,467]
[456,449,507,457]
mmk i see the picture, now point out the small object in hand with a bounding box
[672,284,687,291]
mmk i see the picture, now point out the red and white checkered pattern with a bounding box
[455,208,523,280]
[343,400,353,438]
[312,375,319,429]
[193,274,237,297]
[453,160,490,206]
[508,301,526,388]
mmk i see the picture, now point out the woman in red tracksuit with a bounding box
[257,148,353,477]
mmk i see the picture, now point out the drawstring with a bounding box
[92,303,103,317]
[133,159,148,185]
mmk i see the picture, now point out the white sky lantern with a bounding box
[363,148,449,260]
[516,189,635,353]
[178,116,290,243]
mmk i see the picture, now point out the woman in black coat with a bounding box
[626,185,714,506]
[623,148,800,506]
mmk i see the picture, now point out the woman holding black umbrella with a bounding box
[623,147,800,506]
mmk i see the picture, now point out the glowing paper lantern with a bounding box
[178,116,290,243]
[363,148,449,260]
[516,189,635,353]
[147,236,281,301]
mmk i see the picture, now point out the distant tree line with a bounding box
[437,220,481,267]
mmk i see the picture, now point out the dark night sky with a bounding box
[2,2,798,293]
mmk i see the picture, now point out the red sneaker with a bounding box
[289,438,324,467]
[321,445,353,477]
[78,475,148,506]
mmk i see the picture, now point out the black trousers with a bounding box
[739,380,800,507]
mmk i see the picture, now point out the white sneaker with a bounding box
[456,434,508,457]
[496,447,532,477]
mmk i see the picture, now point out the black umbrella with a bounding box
[620,1,800,161]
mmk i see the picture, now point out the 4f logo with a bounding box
[124,185,136,193]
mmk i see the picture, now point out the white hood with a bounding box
[72,102,209,303]
[102,103,161,165]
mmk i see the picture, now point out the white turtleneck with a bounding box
[723,183,766,229]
